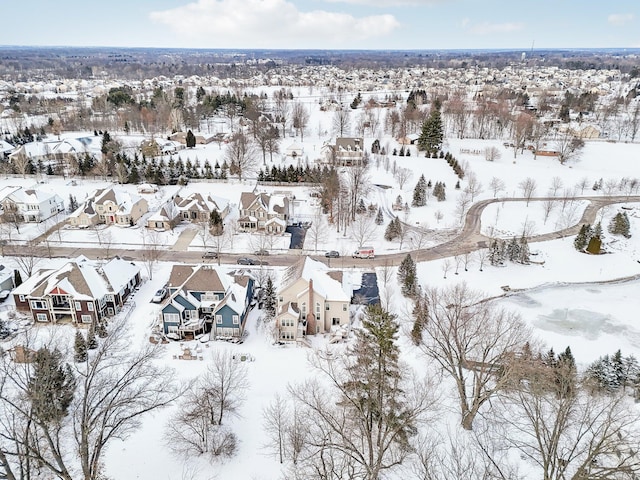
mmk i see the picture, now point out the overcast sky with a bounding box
[1,0,639,51]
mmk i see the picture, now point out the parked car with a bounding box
[325,250,340,258]
[254,249,270,256]
[237,257,256,265]
[202,251,218,259]
[0,290,10,302]
[151,288,167,303]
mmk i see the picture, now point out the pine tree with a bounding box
[375,207,384,225]
[608,212,631,238]
[506,236,520,262]
[356,198,367,215]
[14,269,22,287]
[410,296,428,346]
[87,321,98,349]
[74,330,87,363]
[574,224,589,251]
[384,218,400,241]
[263,277,276,320]
[27,348,75,424]
[397,254,417,297]
[96,319,108,338]
[68,194,79,213]
[418,108,444,154]
[186,129,196,148]
[518,234,530,264]
[412,174,427,207]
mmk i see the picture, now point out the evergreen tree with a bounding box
[27,348,75,424]
[356,198,367,215]
[608,212,631,238]
[384,218,400,241]
[411,174,427,207]
[186,129,196,148]
[263,277,276,320]
[87,321,98,349]
[96,319,108,338]
[397,254,417,297]
[418,108,444,154]
[506,237,520,262]
[68,194,79,213]
[14,269,22,287]
[410,296,428,346]
[574,224,590,251]
[375,207,384,225]
[209,210,224,236]
[518,234,530,264]
[74,330,87,363]
[433,181,446,202]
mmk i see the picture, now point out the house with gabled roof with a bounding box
[238,191,290,233]
[13,256,141,324]
[147,200,180,230]
[174,192,229,224]
[321,137,365,166]
[275,256,352,342]
[0,185,64,223]
[69,187,147,227]
[160,264,253,340]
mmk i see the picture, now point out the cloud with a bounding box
[149,0,400,48]
[323,0,450,6]
[461,20,524,35]
[608,13,634,26]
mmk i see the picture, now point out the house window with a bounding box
[107,307,114,316]
[30,300,46,310]
[164,313,179,324]
[278,296,283,303]
[167,325,178,334]
[87,302,94,312]
[75,301,82,311]
[325,303,330,311]
[81,315,92,324]
[19,295,25,302]
[343,304,348,312]
[332,318,341,325]
[216,315,222,325]
[232,315,239,325]
[36,313,48,322]
[316,303,320,316]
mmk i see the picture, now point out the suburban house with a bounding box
[0,265,15,292]
[0,186,64,223]
[238,192,290,233]
[13,256,141,324]
[321,137,365,166]
[275,256,352,342]
[160,265,254,340]
[147,200,180,230]
[69,188,148,227]
[174,192,229,224]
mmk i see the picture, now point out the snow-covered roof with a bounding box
[101,257,140,293]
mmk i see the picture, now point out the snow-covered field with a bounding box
[2,107,640,478]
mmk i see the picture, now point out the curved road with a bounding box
[7,195,640,270]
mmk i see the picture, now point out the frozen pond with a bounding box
[495,278,640,366]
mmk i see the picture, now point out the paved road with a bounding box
[6,195,640,270]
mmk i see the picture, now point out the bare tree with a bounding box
[496,364,640,480]
[262,392,308,466]
[541,198,556,225]
[488,177,506,198]
[394,167,413,190]
[225,132,258,181]
[141,229,165,280]
[332,107,351,137]
[575,176,590,195]
[554,132,584,165]
[548,176,564,197]
[10,240,43,277]
[305,208,328,253]
[518,177,537,206]
[349,214,377,249]
[346,162,371,221]
[417,283,532,430]
[484,145,501,162]
[463,172,483,202]
[291,101,309,141]
[475,248,488,271]
[441,258,451,279]
[455,191,472,225]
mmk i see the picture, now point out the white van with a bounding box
[352,247,375,259]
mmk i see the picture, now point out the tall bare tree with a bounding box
[291,101,309,141]
[225,132,258,181]
[417,283,532,430]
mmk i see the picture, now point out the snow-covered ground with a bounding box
[2,117,640,478]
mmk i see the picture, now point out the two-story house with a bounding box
[13,256,141,324]
[0,186,64,223]
[321,137,365,166]
[69,188,148,227]
[174,192,230,224]
[160,264,253,340]
[238,192,290,233]
[276,256,352,342]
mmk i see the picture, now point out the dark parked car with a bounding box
[325,250,340,258]
[202,251,218,259]
[254,249,270,256]
[237,257,256,265]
